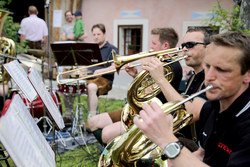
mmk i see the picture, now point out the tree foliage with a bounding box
[0,0,11,9]
[0,0,27,54]
[203,0,250,35]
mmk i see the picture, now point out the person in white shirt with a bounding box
[18,5,48,51]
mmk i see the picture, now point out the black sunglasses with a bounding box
[181,42,205,49]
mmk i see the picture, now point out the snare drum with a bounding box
[58,79,87,95]
[20,91,62,118]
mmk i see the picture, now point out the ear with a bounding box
[243,69,250,84]
[163,42,170,50]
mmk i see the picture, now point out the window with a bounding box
[118,25,142,55]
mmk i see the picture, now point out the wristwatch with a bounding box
[161,141,183,160]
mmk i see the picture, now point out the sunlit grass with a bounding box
[56,143,101,167]
[55,95,125,167]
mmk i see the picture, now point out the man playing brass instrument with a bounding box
[141,27,211,151]
[135,31,250,167]
[87,27,183,145]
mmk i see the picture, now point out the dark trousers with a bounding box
[27,40,42,49]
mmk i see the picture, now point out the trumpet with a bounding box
[56,47,183,85]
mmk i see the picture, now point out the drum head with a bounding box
[59,79,86,85]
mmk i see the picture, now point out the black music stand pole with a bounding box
[45,0,56,155]
[45,0,52,92]
[1,61,6,114]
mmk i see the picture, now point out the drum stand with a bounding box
[70,81,90,153]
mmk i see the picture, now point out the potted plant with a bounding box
[127,44,135,55]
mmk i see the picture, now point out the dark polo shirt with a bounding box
[89,41,118,85]
[157,59,183,104]
[185,70,206,98]
[177,70,207,142]
[199,86,250,167]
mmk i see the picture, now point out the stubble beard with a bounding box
[98,40,106,47]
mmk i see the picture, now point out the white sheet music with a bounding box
[3,60,37,102]
[28,67,65,130]
[0,95,56,167]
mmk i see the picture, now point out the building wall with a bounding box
[81,0,232,50]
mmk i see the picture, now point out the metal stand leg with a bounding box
[0,146,10,167]
[70,81,90,153]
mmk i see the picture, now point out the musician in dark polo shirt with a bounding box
[87,23,118,118]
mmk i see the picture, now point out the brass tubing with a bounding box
[56,47,183,85]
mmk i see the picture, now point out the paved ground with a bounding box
[103,70,134,100]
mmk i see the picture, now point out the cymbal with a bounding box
[17,54,49,73]
[27,49,46,58]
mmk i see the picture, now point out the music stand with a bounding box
[51,42,103,66]
[51,42,96,150]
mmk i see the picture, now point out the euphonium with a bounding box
[99,85,213,167]
[122,54,187,130]
[0,9,16,84]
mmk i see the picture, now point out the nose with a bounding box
[182,48,188,56]
[182,46,188,51]
[205,67,216,82]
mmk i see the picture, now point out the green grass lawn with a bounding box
[56,95,125,167]
[56,143,101,167]
[0,95,125,167]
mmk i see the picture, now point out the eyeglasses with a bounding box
[181,42,205,49]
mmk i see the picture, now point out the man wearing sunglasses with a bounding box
[142,27,211,151]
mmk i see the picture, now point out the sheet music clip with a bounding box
[51,42,103,66]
